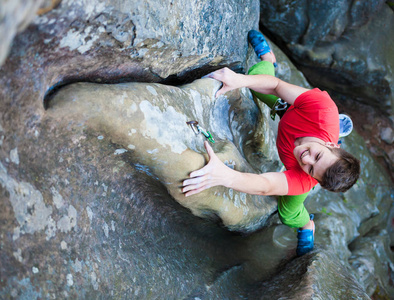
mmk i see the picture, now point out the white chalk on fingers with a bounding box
[202,72,215,79]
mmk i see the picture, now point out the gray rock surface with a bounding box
[249,250,370,299]
[380,126,394,144]
[0,0,393,299]
[349,229,394,297]
[260,0,394,113]
[0,0,46,65]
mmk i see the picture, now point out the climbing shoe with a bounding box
[247,30,277,67]
[296,214,315,256]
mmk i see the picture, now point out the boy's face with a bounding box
[293,142,338,181]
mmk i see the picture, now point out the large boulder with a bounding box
[0,0,393,298]
[45,78,278,232]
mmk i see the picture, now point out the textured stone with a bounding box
[260,0,394,113]
[349,229,394,297]
[0,0,45,64]
[249,250,370,299]
[0,0,393,298]
[46,79,278,232]
[380,126,394,144]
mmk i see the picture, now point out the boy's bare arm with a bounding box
[207,67,309,105]
[182,141,289,197]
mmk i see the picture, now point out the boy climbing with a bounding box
[182,30,360,256]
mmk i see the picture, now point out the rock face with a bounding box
[0,0,45,65]
[0,0,393,299]
[260,0,394,112]
[46,79,278,232]
[249,250,370,299]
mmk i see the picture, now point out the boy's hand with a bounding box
[205,67,242,98]
[182,141,233,197]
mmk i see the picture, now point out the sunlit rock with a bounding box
[46,78,278,232]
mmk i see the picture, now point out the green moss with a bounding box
[372,284,390,300]
[321,207,332,216]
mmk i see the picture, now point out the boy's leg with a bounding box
[277,193,310,228]
[247,61,279,110]
[278,193,315,256]
[248,30,277,67]
[247,30,287,119]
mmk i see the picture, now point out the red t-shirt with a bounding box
[276,88,339,195]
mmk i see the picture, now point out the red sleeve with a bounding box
[284,169,318,195]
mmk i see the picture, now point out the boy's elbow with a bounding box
[257,178,275,196]
[258,173,288,196]
[272,78,283,97]
[258,187,276,196]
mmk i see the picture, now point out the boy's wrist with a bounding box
[223,168,238,190]
[236,74,248,89]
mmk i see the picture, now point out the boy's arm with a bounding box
[206,67,309,106]
[182,142,289,197]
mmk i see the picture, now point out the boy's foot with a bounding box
[247,30,277,67]
[296,214,315,256]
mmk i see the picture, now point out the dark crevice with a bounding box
[43,74,157,110]
[43,61,243,110]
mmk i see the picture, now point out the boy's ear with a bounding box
[325,142,340,148]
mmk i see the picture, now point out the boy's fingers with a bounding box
[215,86,228,98]
[202,72,214,79]
[184,184,209,197]
[183,174,206,186]
[203,70,221,80]
[189,166,207,178]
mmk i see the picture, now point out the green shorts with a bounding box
[277,193,310,228]
[248,61,311,228]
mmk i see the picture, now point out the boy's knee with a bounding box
[277,193,310,228]
[278,210,310,228]
[278,212,297,228]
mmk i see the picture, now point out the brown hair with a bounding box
[320,148,360,193]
